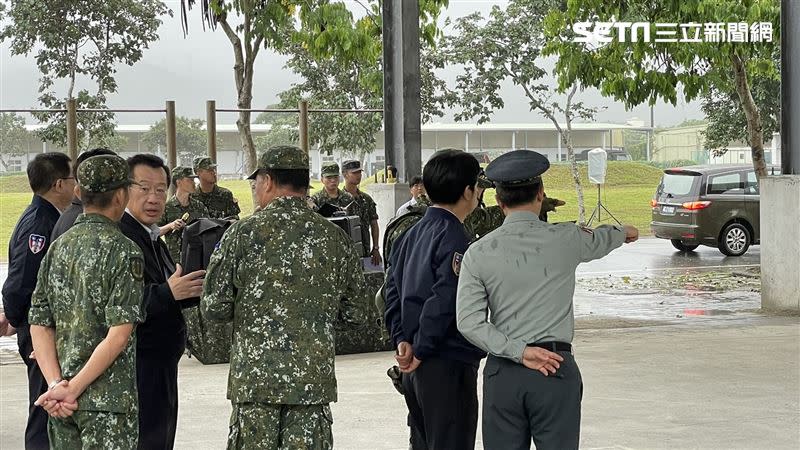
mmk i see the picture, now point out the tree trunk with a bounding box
[563,134,586,225]
[563,85,586,225]
[730,52,767,178]
[219,17,258,176]
[236,89,256,174]
[522,79,587,225]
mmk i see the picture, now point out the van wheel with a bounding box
[671,240,699,252]
[718,223,751,256]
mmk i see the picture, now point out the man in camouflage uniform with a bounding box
[29,155,144,449]
[342,160,381,265]
[311,162,354,212]
[159,166,209,263]
[466,172,566,239]
[201,145,366,449]
[193,156,240,219]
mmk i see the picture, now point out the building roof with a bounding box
[421,122,651,132]
[24,121,651,134]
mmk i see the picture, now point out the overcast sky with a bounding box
[0,0,703,127]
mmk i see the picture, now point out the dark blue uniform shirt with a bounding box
[384,207,485,365]
[2,195,61,327]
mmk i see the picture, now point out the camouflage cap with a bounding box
[341,160,362,173]
[321,162,340,177]
[172,166,198,182]
[247,145,309,180]
[77,155,134,193]
[193,156,217,172]
[477,170,494,189]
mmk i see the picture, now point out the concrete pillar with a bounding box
[760,177,800,311]
[365,182,411,248]
[381,0,421,183]
[760,0,800,311]
[781,0,800,175]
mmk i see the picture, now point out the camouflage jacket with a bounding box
[29,213,144,413]
[345,189,378,256]
[311,188,354,211]
[193,185,240,220]
[201,196,367,405]
[465,196,565,239]
[158,195,209,263]
[464,205,505,239]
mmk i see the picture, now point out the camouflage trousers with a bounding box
[227,402,333,450]
[48,410,138,449]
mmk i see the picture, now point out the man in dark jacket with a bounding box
[50,148,117,243]
[1,152,75,450]
[383,149,487,450]
[120,154,205,450]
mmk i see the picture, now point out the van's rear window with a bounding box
[661,173,697,196]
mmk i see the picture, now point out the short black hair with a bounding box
[81,187,122,209]
[28,152,71,194]
[496,181,543,208]
[423,149,480,204]
[410,175,423,187]
[262,168,310,191]
[74,148,117,178]
[127,154,169,183]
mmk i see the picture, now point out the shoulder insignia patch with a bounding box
[452,252,463,276]
[130,258,144,281]
[28,234,46,254]
[580,226,594,235]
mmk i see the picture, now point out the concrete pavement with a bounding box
[1,314,798,449]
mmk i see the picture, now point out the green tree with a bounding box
[439,0,597,223]
[254,104,287,125]
[141,117,222,166]
[701,48,780,157]
[622,130,649,161]
[543,0,780,177]
[253,37,447,163]
[0,113,29,171]
[181,0,449,174]
[0,0,168,151]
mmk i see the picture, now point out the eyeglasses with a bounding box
[131,183,168,197]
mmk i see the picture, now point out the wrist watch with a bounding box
[48,379,63,391]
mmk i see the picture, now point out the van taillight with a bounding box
[681,201,711,210]
[650,199,657,207]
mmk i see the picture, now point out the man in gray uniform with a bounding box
[456,150,638,450]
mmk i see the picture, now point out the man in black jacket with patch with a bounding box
[50,148,117,243]
[383,149,487,450]
[120,154,205,450]
[1,152,75,450]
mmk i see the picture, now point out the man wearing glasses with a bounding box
[119,154,206,450]
[1,152,75,450]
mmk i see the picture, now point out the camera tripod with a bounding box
[586,184,621,226]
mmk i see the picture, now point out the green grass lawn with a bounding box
[1,162,663,261]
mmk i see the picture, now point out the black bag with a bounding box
[180,219,234,364]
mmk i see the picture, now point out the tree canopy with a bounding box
[141,116,221,166]
[0,0,169,151]
[0,112,29,170]
[543,0,780,175]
